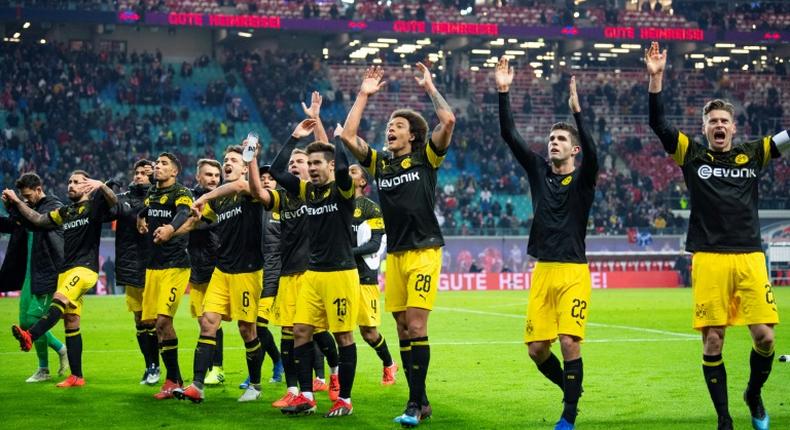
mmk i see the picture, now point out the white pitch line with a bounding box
[434,306,698,339]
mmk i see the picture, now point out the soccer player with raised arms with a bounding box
[9,170,118,388]
[646,41,786,430]
[496,56,598,430]
[339,62,455,426]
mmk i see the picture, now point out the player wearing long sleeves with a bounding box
[496,57,598,430]
[646,41,785,430]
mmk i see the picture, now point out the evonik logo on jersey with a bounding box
[697,165,756,180]
[63,217,90,230]
[148,208,173,218]
[280,205,307,220]
[378,171,420,190]
[307,203,338,216]
[216,206,242,223]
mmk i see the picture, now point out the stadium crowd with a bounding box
[2,43,788,235]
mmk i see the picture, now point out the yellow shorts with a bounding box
[258,296,275,322]
[56,267,99,316]
[125,286,144,313]
[273,272,305,327]
[524,262,592,343]
[203,268,263,323]
[142,268,190,321]
[294,269,360,333]
[357,284,382,327]
[384,247,442,312]
[692,252,780,329]
[188,282,209,318]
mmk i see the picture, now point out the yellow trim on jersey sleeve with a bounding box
[269,189,281,212]
[338,182,355,200]
[48,209,64,226]
[368,217,385,230]
[426,142,447,169]
[671,132,690,166]
[202,201,218,223]
[175,195,193,207]
[299,181,308,201]
[762,136,772,167]
[364,149,379,177]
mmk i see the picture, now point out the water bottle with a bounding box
[243,131,259,163]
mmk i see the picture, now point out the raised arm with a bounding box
[645,41,683,158]
[82,178,118,208]
[302,91,329,144]
[1,189,55,229]
[334,136,353,198]
[270,119,315,196]
[415,62,456,152]
[569,76,599,182]
[341,66,386,161]
[192,179,250,216]
[495,57,540,170]
[772,130,789,158]
[246,146,275,208]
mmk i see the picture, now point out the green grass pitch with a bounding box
[0,288,787,429]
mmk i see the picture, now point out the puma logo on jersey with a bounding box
[63,217,90,230]
[378,171,420,190]
[216,206,242,223]
[697,165,756,180]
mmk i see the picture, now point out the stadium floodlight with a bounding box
[690,53,705,59]
[730,49,749,54]
[744,46,761,50]
[611,48,629,53]
[508,38,518,43]
[372,58,382,64]
[23,22,31,29]
[471,49,491,54]
[470,66,480,71]
[594,43,614,49]
[695,63,705,69]
[529,62,542,68]
[12,32,20,38]
[490,38,505,46]
[416,38,431,45]
[621,44,641,49]
[520,42,544,48]
[742,64,749,70]
[237,31,252,38]
[505,50,526,55]
[715,43,735,48]
[377,38,398,44]
[368,42,389,48]
[39,39,46,44]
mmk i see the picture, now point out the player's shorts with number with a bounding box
[294,269,360,333]
[357,284,382,327]
[385,247,442,312]
[524,261,591,343]
[203,268,263,323]
[56,266,99,316]
[273,272,305,327]
[691,252,779,329]
[126,285,144,313]
[142,267,190,321]
[188,281,209,318]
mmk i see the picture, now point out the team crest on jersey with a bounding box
[734,154,749,165]
[159,195,168,204]
[78,205,86,215]
[525,319,534,335]
[144,198,150,206]
[353,208,362,218]
[561,176,573,186]
[401,157,412,169]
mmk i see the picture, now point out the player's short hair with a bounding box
[15,172,43,190]
[158,152,181,173]
[390,109,429,151]
[350,163,370,187]
[224,145,243,156]
[260,164,272,174]
[550,122,580,147]
[305,141,335,161]
[196,158,221,172]
[702,99,735,122]
[70,170,91,179]
[133,159,154,171]
[291,148,308,157]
